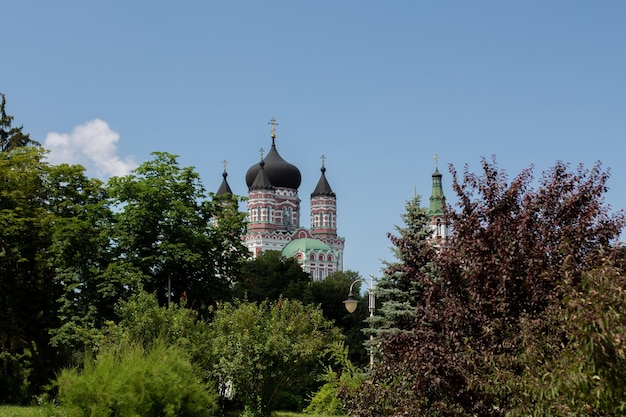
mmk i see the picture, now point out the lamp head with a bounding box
[343,293,358,313]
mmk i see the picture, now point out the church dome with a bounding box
[281,238,332,258]
[246,133,301,190]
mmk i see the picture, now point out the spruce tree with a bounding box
[368,195,437,340]
[0,93,39,152]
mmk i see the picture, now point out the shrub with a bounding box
[55,339,218,417]
[305,344,366,416]
[207,299,344,417]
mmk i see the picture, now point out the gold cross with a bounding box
[268,118,278,138]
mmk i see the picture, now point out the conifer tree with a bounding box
[368,195,437,340]
[0,93,39,152]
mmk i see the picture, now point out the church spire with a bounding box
[311,155,335,197]
[427,154,448,244]
[428,154,446,216]
[216,159,233,196]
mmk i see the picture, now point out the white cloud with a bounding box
[44,119,137,178]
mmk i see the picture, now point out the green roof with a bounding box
[281,238,332,258]
[428,167,446,216]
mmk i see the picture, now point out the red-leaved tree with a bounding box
[342,157,625,416]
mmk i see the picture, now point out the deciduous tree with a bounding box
[310,270,369,366]
[107,152,248,311]
[0,147,61,402]
[233,250,312,303]
[343,158,626,416]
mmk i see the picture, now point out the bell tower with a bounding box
[428,154,449,246]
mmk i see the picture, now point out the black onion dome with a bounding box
[246,137,301,190]
[311,166,335,197]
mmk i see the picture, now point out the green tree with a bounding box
[45,163,145,354]
[233,250,312,303]
[0,147,61,403]
[369,195,436,340]
[102,291,212,378]
[107,152,248,311]
[0,93,39,152]
[339,195,440,416]
[206,298,344,417]
[310,270,370,366]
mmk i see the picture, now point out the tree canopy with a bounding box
[343,158,626,416]
[0,147,61,402]
[3,90,626,415]
[0,141,249,402]
[107,152,248,310]
[233,250,312,303]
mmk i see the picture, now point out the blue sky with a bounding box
[3,1,625,280]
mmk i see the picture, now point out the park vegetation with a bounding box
[341,157,626,416]
[2,92,626,416]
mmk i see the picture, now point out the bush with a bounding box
[207,299,345,417]
[305,344,366,416]
[55,339,218,417]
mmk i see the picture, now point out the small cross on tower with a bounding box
[434,154,440,170]
[259,148,265,161]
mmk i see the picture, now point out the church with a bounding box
[216,119,449,280]
[216,119,345,281]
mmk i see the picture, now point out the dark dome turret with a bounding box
[245,121,301,190]
[311,161,335,197]
[216,162,233,196]
[249,159,274,190]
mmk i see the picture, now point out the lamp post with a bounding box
[343,276,376,368]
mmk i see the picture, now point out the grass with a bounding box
[0,406,50,417]
[0,406,342,417]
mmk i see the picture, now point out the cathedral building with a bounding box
[216,120,447,279]
[217,119,345,281]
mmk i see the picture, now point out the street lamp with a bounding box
[343,276,376,368]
